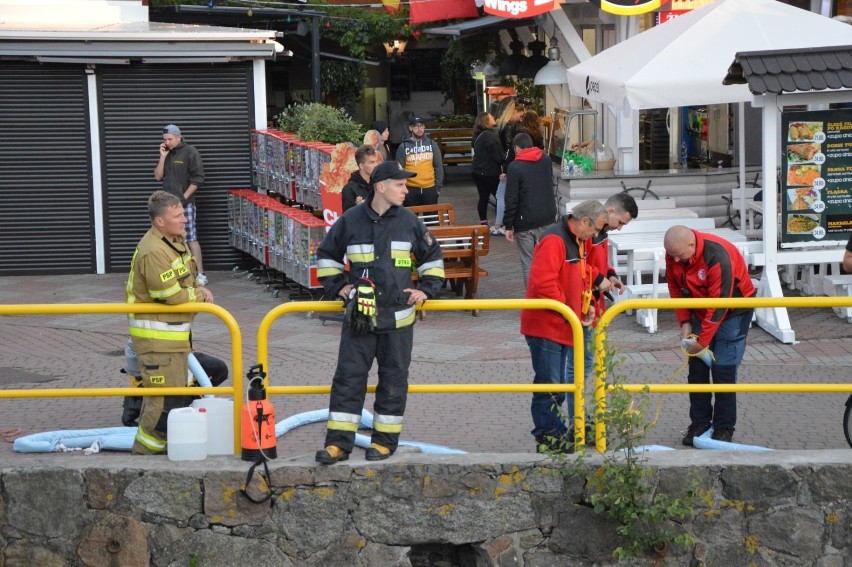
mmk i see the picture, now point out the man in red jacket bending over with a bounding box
[521,200,607,454]
[664,225,755,446]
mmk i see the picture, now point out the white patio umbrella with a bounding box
[565,0,852,112]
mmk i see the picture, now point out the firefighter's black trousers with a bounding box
[324,325,413,453]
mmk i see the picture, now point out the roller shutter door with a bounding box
[0,63,94,275]
[99,63,254,273]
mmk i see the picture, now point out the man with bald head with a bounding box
[664,225,755,446]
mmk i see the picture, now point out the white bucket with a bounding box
[167,407,207,461]
[190,398,234,456]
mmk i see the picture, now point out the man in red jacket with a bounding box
[664,225,755,445]
[521,200,607,453]
[587,193,639,316]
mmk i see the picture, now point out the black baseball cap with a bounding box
[371,161,416,184]
[409,115,425,126]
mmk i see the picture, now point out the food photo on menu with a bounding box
[787,163,821,187]
[788,187,819,211]
[788,121,824,141]
[786,213,820,235]
[787,142,821,163]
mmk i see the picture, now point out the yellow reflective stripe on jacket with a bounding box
[135,427,166,452]
[390,241,412,260]
[149,281,182,300]
[317,258,345,278]
[327,411,361,432]
[128,319,191,341]
[373,413,403,433]
[395,305,416,328]
[129,327,191,341]
[346,243,375,264]
[418,259,445,278]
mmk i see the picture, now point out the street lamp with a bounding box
[384,39,407,58]
[534,36,568,85]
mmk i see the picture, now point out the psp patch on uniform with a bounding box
[159,269,175,282]
[698,269,707,281]
[423,231,434,246]
[149,375,166,385]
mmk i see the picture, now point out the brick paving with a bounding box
[1,168,851,462]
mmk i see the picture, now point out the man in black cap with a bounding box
[395,116,444,207]
[314,160,445,464]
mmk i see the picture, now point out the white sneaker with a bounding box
[196,273,209,286]
[491,226,505,236]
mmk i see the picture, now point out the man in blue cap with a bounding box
[155,124,208,285]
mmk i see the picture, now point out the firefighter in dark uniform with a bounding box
[315,161,445,464]
[126,190,213,455]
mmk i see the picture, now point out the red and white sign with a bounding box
[656,9,689,24]
[483,0,554,19]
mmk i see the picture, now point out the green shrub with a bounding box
[274,103,363,145]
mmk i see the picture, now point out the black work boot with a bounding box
[121,396,142,427]
[365,443,394,461]
[315,445,350,465]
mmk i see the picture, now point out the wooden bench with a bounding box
[429,128,473,168]
[412,224,490,316]
[407,203,456,227]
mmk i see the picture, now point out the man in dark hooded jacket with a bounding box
[342,145,379,211]
[503,132,557,285]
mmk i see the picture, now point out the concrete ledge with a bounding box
[2,450,851,566]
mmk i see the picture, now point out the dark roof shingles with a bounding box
[727,45,852,94]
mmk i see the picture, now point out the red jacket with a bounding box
[588,230,615,318]
[665,230,755,346]
[521,216,598,346]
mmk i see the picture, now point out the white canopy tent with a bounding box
[565,0,851,111]
[564,0,852,343]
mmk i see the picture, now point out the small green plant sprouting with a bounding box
[550,333,695,561]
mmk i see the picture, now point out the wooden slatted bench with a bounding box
[412,224,490,316]
[429,128,473,168]
[407,203,456,227]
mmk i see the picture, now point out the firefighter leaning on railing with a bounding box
[125,190,214,455]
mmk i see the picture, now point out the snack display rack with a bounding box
[233,129,355,291]
[227,188,326,289]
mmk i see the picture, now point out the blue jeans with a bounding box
[495,179,506,226]
[527,329,593,438]
[688,311,753,431]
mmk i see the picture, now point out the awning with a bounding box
[423,15,535,37]
[0,21,284,63]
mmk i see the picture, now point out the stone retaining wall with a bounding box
[1,451,850,566]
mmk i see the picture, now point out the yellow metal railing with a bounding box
[594,296,852,452]
[0,303,244,454]
[9,295,852,457]
[256,298,591,445]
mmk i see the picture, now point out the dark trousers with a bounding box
[403,186,439,207]
[688,311,753,431]
[472,173,500,223]
[325,326,413,452]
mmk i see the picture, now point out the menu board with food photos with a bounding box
[781,109,852,248]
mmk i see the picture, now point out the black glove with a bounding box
[344,277,378,336]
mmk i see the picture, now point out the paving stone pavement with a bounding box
[1,168,851,462]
